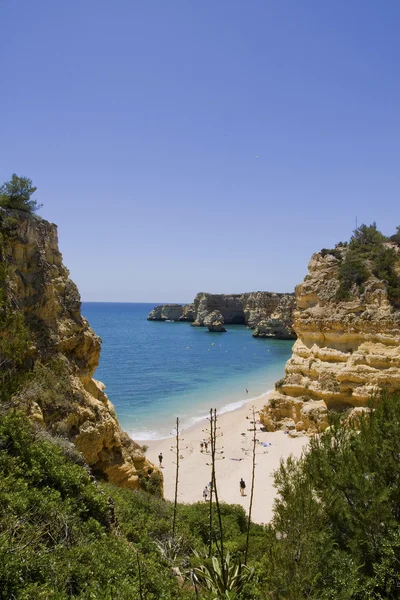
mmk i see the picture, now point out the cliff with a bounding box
[0,208,158,491]
[148,291,296,339]
[261,230,400,433]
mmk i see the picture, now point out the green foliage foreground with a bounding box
[0,413,264,599]
[3,392,400,598]
[266,392,400,599]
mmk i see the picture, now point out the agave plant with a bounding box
[155,535,184,564]
[191,551,254,599]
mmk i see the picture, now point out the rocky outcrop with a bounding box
[204,310,227,332]
[192,293,245,326]
[261,244,400,433]
[0,209,158,491]
[147,304,185,321]
[149,291,296,338]
[147,303,196,322]
[252,295,295,339]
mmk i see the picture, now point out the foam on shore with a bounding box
[129,388,274,441]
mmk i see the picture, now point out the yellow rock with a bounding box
[261,246,400,433]
[2,210,159,493]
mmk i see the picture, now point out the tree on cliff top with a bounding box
[0,174,42,213]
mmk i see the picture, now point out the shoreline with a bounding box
[142,390,308,524]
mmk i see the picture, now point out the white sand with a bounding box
[143,392,308,524]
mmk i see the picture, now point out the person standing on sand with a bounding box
[158,452,163,468]
[204,440,208,452]
[200,440,204,452]
[203,486,209,501]
[240,478,246,496]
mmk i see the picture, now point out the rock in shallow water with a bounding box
[204,310,227,332]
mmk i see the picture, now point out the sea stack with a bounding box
[204,310,227,332]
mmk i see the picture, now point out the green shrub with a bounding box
[390,225,400,245]
[348,222,387,254]
[336,223,400,304]
[265,391,400,599]
[337,251,370,299]
[321,248,342,260]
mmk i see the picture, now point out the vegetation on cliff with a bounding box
[332,223,400,302]
[0,174,42,213]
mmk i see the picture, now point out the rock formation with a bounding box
[147,304,185,321]
[252,295,295,339]
[261,242,400,433]
[0,208,158,491]
[148,291,296,339]
[204,310,227,332]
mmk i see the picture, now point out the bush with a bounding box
[321,248,342,260]
[336,223,400,304]
[390,226,400,245]
[265,391,400,599]
[337,251,370,299]
[348,222,387,254]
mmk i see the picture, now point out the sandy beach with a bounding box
[144,392,308,524]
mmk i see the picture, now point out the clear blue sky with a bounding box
[1,1,399,302]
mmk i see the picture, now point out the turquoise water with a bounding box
[81,303,293,440]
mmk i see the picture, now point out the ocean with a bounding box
[81,303,294,440]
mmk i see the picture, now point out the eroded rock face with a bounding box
[204,310,227,332]
[147,304,185,321]
[252,295,296,339]
[147,303,196,322]
[1,209,158,491]
[261,247,400,433]
[149,291,296,338]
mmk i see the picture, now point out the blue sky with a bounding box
[1,1,399,302]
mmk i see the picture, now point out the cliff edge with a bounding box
[0,209,159,491]
[261,225,400,433]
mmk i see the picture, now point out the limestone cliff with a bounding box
[261,237,400,433]
[0,208,158,491]
[148,291,296,339]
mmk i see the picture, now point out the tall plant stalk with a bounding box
[244,405,258,565]
[172,417,180,538]
[136,551,143,600]
[208,409,213,558]
[209,408,227,588]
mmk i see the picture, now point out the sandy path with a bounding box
[143,392,308,524]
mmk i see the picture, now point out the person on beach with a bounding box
[240,478,246,496]
[246,388,248,394]
[204,440,208,452]
[203,486,209,501]
[158,452,163,467]
[200,440,204,452]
